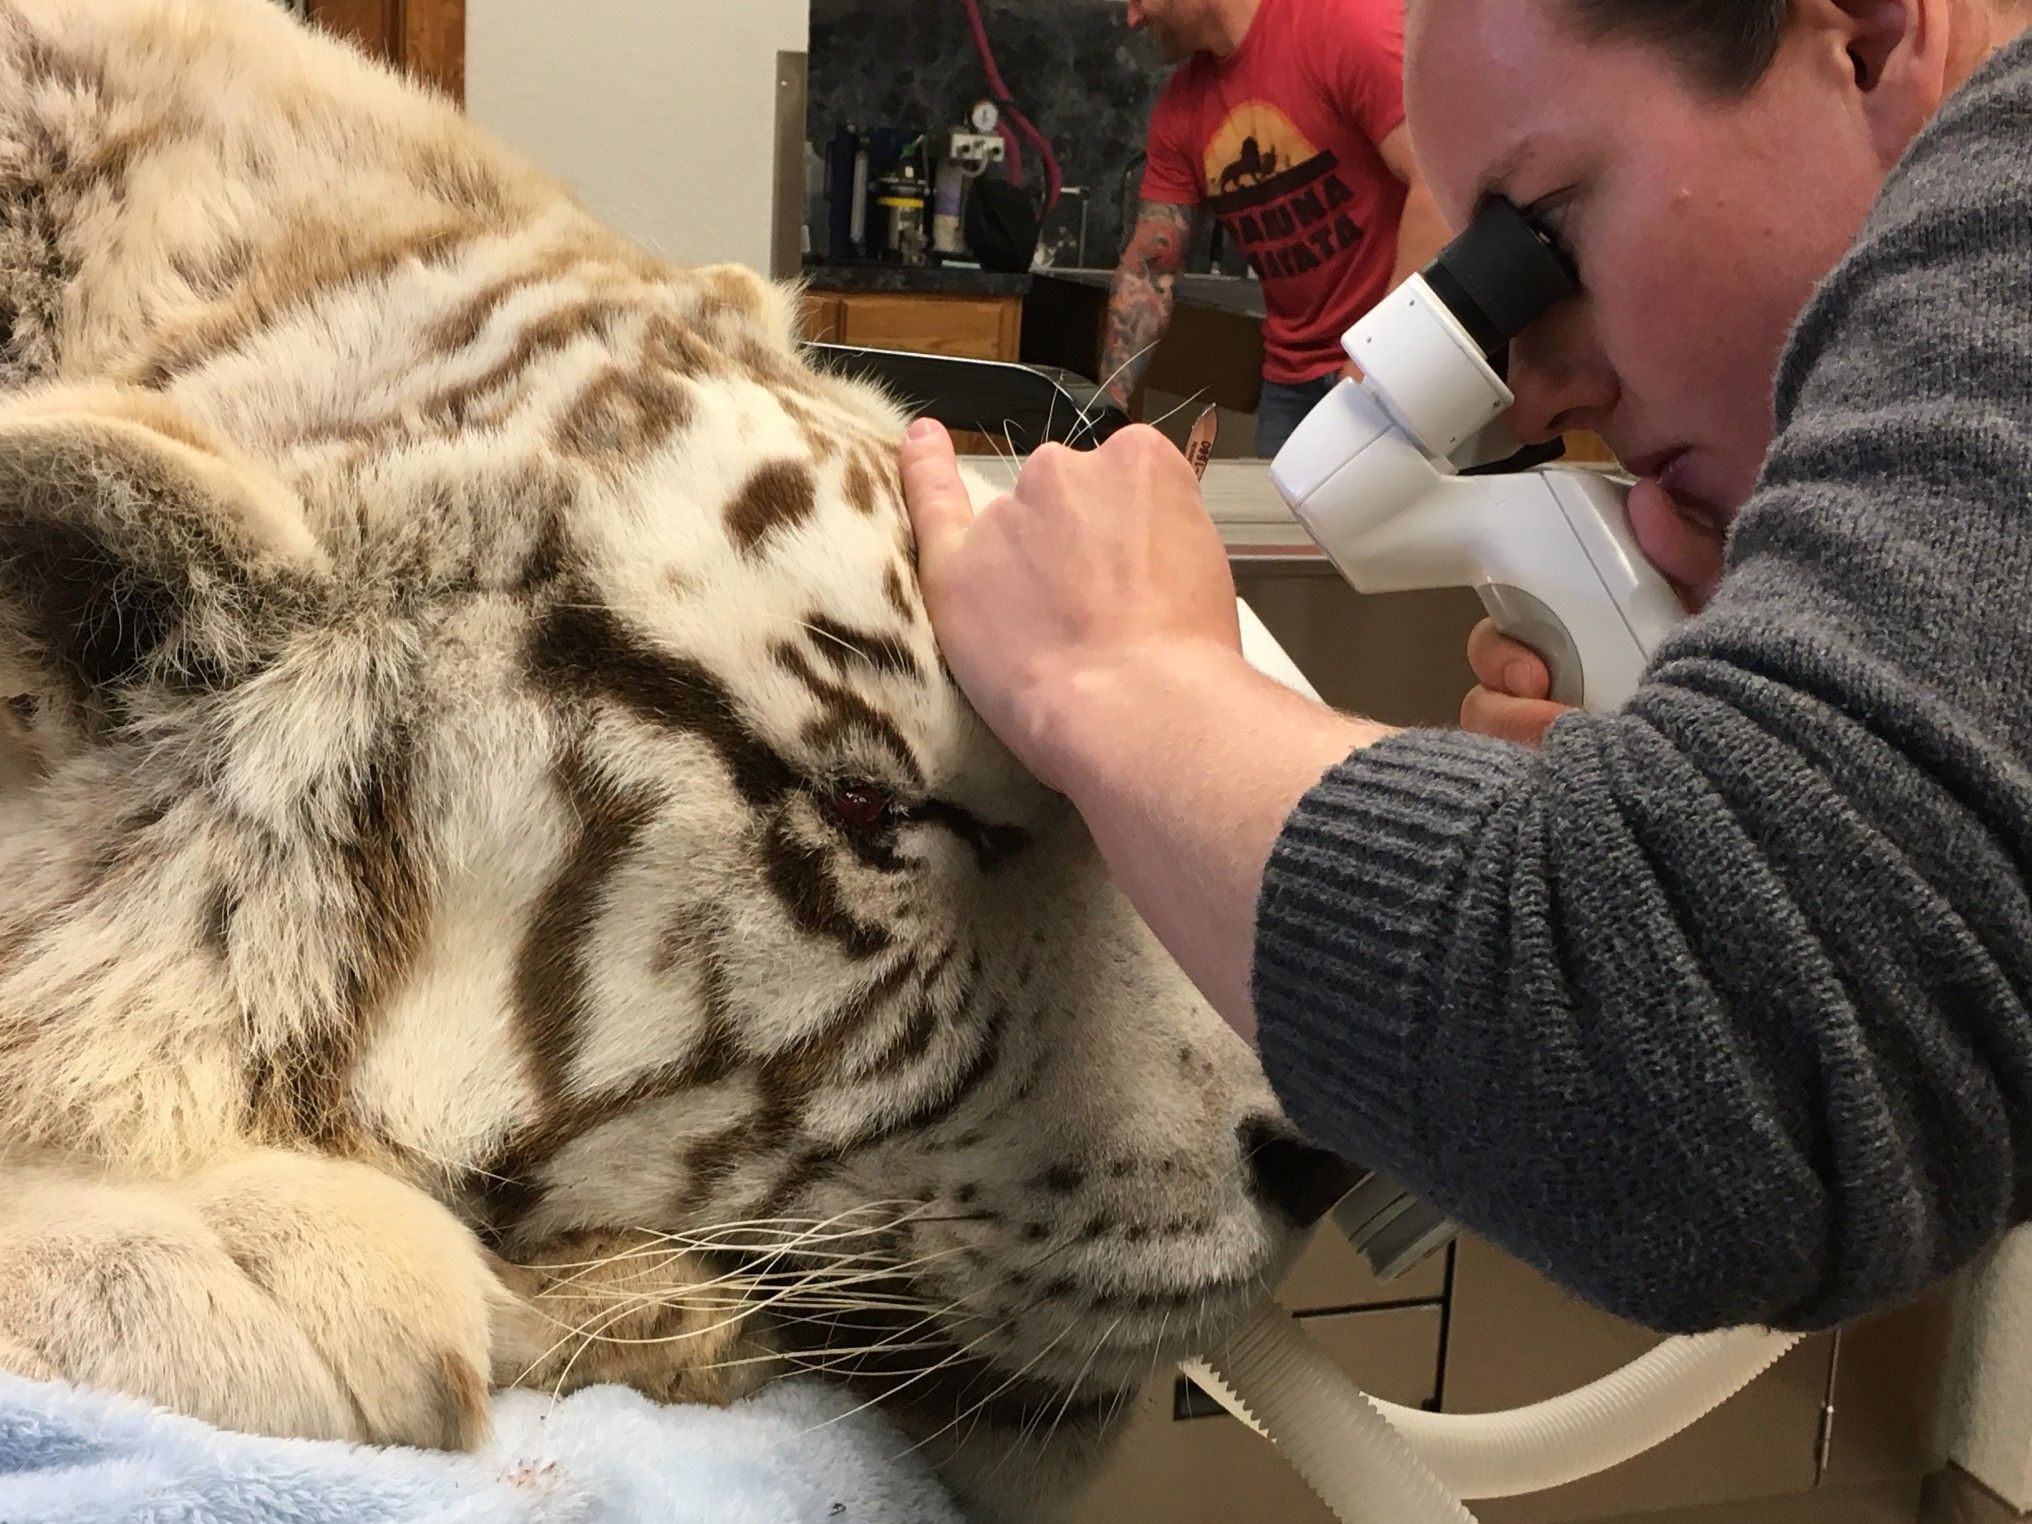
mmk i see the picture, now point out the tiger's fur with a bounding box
[0,2,1347,1514]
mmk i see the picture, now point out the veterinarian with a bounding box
[1107,0,1449,453]
[903,0,2032,1335]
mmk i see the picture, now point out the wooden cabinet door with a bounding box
[309,0,464,104]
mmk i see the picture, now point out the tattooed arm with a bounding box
[1100,201,1198,412]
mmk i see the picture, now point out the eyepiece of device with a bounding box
[1421,197,1578,360]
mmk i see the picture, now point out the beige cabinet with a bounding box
[1074,1231,1953,1524]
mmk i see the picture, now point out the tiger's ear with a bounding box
[692,263,800,351]
[0,387,328,711]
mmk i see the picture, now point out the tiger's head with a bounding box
[0,5,1351,1513]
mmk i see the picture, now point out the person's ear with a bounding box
[1823,0,1947,166]
[0,385,328,730]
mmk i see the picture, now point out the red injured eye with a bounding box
[827,782,895,835]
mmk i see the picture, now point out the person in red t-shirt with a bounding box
[1105,0,1449,455]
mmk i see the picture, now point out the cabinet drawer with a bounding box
[1071,1304,1443,1524]
[832,292,1019,360]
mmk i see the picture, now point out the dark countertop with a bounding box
[802,261,1032,297]
[1033,266,1267,319]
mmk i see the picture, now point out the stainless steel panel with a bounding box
[771,51,808,283]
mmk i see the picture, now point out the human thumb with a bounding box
[900,419,974,573]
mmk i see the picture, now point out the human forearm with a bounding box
[1044,644,1383,1038]
[1100,268,1176,410]
[1101,202,1194,409]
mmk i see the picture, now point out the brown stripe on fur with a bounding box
[907,800,1029,871]
[850,946,969,1081]
[803,614,922,682]
[671,959,913,1210]
[425,245,587,354]
[733,337,839,408]
[3,10,112,99]
[750,1148,842,1212]
[201,884,237,962]
[409,140,520,224]
[643,314,733,380]
[252,726,430,1148]
[516,492,576,592]
[723,460,817,557]
[509,744,657,1115]
[759,814,894,962]
[70,118,164,213]
[848,441,905,520]
[425,297,629,429]
[423,1349,492,1451]
[554,366,693,465]
[526,602,798,809]
[771,642,922,788]
[841,450,881,517]
[882,565,915,621]
[132,216,480,388]
[333,729,431,1058]
[765,956,917,1097]
[479,1011,742,1242]
[674,1102,800,1215]
[774,392,845,466]
[838,1001,1009,1153]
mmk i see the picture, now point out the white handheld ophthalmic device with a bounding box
[1270,198,1682,711]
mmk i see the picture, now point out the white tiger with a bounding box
[0,1,1352,1514]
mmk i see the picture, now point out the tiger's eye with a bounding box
[828,783,894,835]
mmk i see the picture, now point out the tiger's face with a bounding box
[311,270,1349,1499]
[0,3,1349,1511]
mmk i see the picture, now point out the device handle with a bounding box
[1478,584,1588,708]
[1466,471,1678,712]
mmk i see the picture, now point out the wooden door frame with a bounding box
[310,0,465,105]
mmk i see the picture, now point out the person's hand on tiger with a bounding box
[902,412,1379,1030]
[900,417,1247,794]
[1460,620,1570,746]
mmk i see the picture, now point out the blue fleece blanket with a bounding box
[0,1372,966,1524]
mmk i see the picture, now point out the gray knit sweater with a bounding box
[1254,34,2032,1334]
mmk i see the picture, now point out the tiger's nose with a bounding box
[1238,1116,1360,1227]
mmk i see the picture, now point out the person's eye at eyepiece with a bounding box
[1417,195,1582,378]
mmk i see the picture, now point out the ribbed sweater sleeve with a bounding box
[1253,34,2032,1333]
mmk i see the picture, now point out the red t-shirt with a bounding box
[1141,0,1408,384]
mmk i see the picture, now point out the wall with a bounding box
[808,0,1196,270]
[1942,1230,2032,1508]
[466,0,808,272]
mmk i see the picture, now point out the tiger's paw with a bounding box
[0,1151,535,1450]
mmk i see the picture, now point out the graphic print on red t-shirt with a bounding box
[1201,101,1363,282]
[1141,0,1408,384]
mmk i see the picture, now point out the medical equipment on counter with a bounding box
[1271,197,1684,710]
[845,347,1795,1524]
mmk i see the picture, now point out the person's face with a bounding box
[1408,0,1926,602]
[1126,0,1210,64]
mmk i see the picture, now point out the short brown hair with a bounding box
[1561,0,1790,94]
